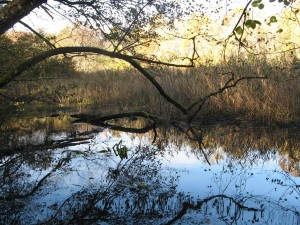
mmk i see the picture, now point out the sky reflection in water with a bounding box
[0,117,299,224]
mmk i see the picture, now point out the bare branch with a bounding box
[187,72,267,123]
[113,2,150,52]
[19,20,56,49]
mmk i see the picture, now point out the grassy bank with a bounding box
[1,57,300,126]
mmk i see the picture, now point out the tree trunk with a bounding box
[0,0,47,36]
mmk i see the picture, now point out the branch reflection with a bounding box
[0,116,299,224]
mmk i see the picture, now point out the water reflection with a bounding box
[0,117,299,224]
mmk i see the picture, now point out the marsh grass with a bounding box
[2,57,300,126]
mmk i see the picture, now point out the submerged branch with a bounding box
[72,111,158,135]
[72,111,160,124]
[101,123,155,134]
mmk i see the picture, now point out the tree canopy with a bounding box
[0,1,298,56]
[0,0,299,88]
[0,0,197,49]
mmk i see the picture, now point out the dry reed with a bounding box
[2,57,300,126]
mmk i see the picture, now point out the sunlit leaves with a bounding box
[235,20,262,35]
[277,28,283,33]
[273,0,293,6]
[235,26,244,35]
[283,0,292,6]
[252,0,262,7]
[252,0,264,9]
[258,3,264,9]
[270,16,278,23]
[245,19,262,29]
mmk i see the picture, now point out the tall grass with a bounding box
[2,56,300,126]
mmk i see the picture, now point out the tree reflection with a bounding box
[164,159,300,225]
[165,194,262,225]
[0,140,183,224]
[41,144,184,224]
[0,138,298,224]
[0,117,299,224]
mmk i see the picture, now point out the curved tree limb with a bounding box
[0,46,189,114]
[128,60,188,114]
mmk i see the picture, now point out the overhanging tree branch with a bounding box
[0,46,189,114]
[0,0,46,36]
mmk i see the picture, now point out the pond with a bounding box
[0,116,299,224]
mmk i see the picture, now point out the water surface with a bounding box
[0,116,299,224]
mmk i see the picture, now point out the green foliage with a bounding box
[245,19,262,29]
[0,32,75,79]
[270,16,278,23]
[112,140,128,160]
[277,28,284,33]
[235,19,262,36]
[252,0,262,7]
[235,26,244,35]
[252,0,264,9]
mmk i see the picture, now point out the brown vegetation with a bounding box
[2,56,300,126]
[1,5,300,127]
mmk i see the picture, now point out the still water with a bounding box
[0,116,299,224]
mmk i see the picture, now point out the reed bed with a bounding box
[2,58,300,126]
